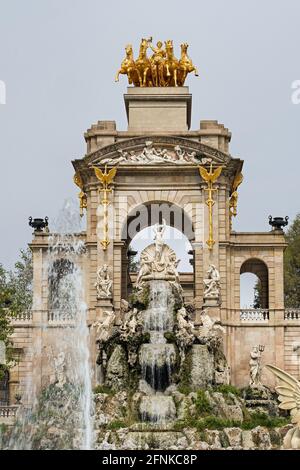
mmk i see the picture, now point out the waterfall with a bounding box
[139,280,176,424]
[6,200,94,450]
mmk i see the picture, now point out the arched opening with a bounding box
[240,259,269,309]
[121,201,195,301]
[0,370,9,406]
[48,259,75,312]
[130,226,193,273]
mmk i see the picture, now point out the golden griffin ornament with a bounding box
[199,163,223,250]
[266,364,300,449]
[93,165,117,251]
[115,38,198,87]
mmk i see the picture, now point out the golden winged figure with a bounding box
[266,364,300,449]
[199,165,223,183]
[73,171,84,190]
[231,172,243,193]
[73,171,87,217]
[93,166,117,187]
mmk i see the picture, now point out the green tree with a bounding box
[0,249,33,379]
[0,264,14,379]
[253,279,262,309]
[9,248,33,314]
[284,214,300,307]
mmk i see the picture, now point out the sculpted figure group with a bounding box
[116,37,198,87]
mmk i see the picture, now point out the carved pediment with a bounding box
[86,136,232,167]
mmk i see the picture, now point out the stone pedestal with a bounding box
[203,296,220,308]
[96,298,114,321]
[124,86,192,132]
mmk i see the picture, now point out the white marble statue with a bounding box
[135,252,153,286]
[249,345,264,387]
[120,307,139,339]
[93,310,116,344]
[199,309,225,337]
[203,264,220,298]
[153,218,166,261]
[135,223,181,288]
[95,264,112,299]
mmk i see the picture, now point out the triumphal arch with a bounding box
[6,39,299,411]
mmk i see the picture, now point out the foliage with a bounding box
[194,390,213,415]
[178,349,192,393]
[0,265,14,379]
[173,411,289,433]
[0,249,33,379]
[107,420,128,430]
[284,214,300,307]
[253,279,262,309]
[129,284,150,310]
[93,384,115,395]
[213,384,241,397]
[196,416,242,431]
[164,331,177,343]
[127,245,139,273]
[9,249,33,314]
[241,412,290,430]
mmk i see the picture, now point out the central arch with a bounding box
[120,200,196,301]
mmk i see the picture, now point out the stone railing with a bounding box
[0,405,19,418]
[284,308,300,320]
[240,309,269,322]
[47,310,75,323]
[10,310,32,323]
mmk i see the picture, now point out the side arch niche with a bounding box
[240,258,269,309]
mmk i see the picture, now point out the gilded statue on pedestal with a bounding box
[116,37,198,87]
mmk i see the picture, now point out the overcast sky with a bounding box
[0,0,299,275]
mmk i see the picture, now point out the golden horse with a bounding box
[178,43,199,86]
[164,40,180,87]
[115,44,142,86]
[135,38,153,87]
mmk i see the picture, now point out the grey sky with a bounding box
[0,0,299,275]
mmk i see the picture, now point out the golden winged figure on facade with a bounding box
[266,364,300,449]
[93,166,117,188]
[199,165,223,183]
[115,38,198,87]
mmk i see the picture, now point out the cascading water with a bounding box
[139,280,177,423]
[6,200,94,450]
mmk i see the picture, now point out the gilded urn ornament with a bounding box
[115,38,198,87]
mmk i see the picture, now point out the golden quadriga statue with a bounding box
[115,37,198,87]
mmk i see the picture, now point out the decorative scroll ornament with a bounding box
[229,172,243,229]
[101,142,201,166]
[115,37,198,87]
[266,364,300,449]
[93,165,117,251]
[73,172,87,217]
[199,162,223,250]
